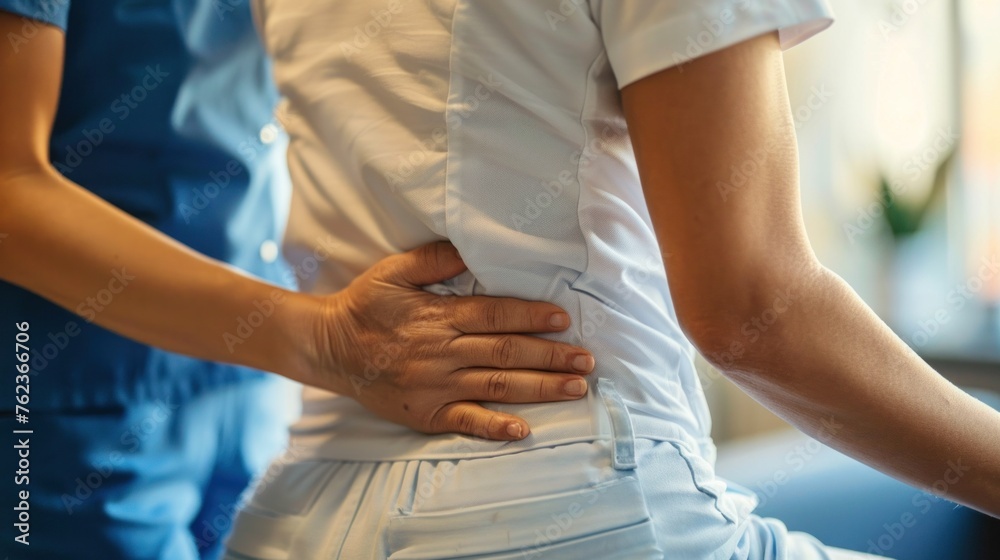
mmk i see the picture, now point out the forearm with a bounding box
[711,264,1000,516]
[0,166,320,384]
[619,32,1000,516]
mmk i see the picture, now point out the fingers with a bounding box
[448,296,573,334]
[429,401,530,441]
[377,241,467,287]
[454,369,589,403]
[450,334,595,373]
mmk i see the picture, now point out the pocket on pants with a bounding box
[386,475,662,559]
[223,460,342,560]
[386,378,661,559]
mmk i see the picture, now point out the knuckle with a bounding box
[420,339,447,366]
[410,305,440,326]
[486,371,512,401]
[546,344,560,370]
[485,415,504,439]
[485,300,506,331]
[431,293,454,313]
[519,305,536,329]
[424,408,445,434]
[491,336,517,368]
[455,408,480,434]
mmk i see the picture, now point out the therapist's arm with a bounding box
[621,32,1000,516]
[0,14,594,441]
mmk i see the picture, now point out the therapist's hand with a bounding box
[0,16,585,443]
[306,242,594,441]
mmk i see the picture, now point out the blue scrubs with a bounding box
[0,1,295,558]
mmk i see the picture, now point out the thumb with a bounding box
[378,241,468,287]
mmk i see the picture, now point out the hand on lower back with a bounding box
[308,242,595,441]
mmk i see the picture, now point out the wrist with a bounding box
[272,289,324,385]
[229,283,321,386]
[275,289,354,395]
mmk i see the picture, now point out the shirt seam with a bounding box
[440,0,464,242]
[569,47,609,340]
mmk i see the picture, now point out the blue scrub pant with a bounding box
[2,376,297,560]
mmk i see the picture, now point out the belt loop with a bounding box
[596,378,637,470]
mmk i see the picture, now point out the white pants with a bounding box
[223,381,888,559]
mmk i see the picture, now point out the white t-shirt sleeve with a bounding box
[589,0,835,89]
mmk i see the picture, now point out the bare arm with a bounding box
[621,32,1000,516]
[0,14,595,441]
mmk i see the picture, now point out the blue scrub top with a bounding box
[0,0,294,410]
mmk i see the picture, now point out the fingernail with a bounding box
[565,379,587,396]
[548,313,569,328]
[572,354,594,372]
[506,423,523,438]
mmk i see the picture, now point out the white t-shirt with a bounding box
[254,0,833,462]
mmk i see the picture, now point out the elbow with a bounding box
[683,315,762,376]
[678,262,820,376]
[0,163,52,252]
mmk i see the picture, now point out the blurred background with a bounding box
[705,1,1000,557]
